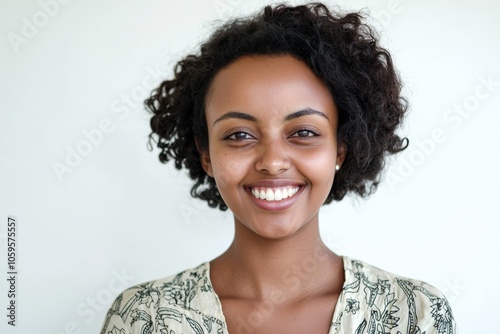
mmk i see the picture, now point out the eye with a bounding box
[291,129,319,138]
[225,131,253,140]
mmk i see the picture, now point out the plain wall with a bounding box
[1,0,499,332]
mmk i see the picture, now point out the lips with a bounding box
[250,186,300,201]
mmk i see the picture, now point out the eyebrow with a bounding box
[284,108,329,121]
[213,111,257,125]
[213,107,328,125]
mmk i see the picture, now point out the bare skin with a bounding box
[201,55,346,334]
[210,223,344,334]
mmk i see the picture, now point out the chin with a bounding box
[243,216,311,240]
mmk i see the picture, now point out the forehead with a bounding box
[205,54,336,122]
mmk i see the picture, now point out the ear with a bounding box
[195,137,213,177]
[336,141,347,168]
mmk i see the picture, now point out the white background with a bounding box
[1,0,499,333]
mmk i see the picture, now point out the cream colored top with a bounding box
[100,256,457,334]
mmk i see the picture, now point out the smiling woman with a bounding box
[201,55,341,241]
[100,3,457,334]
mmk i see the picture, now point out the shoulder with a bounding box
[343,256,449,303]
[100,262,226,334]
[332,256,458,334]
[113,262,211,307]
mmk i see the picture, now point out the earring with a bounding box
[335,164,340,171]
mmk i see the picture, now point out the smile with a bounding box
[250,186,300,201]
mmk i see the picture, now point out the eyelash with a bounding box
[224,128,319,141]
[290,129,320,138]
[224,131,254,140]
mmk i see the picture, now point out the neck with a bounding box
[210,215,344,301]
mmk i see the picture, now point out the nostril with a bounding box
[255,147,291,174]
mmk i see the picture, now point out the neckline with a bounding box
[205,255,350,334]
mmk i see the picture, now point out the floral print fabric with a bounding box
[100,256,457,334]
[330,258,457,334]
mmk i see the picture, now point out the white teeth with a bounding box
[250,186,300,201]
[281,189,289,199]
[275,189,283,201]
[259,189,266,199]
[266,188,274,201]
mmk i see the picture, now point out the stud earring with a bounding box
[335,164,340,171]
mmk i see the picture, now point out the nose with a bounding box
[254,139,291,175]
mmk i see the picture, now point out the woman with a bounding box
[101,3,457,333]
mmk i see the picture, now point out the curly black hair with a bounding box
[145,2,408,211]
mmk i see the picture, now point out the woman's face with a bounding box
[201,54,344,240]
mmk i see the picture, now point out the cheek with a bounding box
[213,168,232,190]
[211,155,246,191]
[301,148,337,185]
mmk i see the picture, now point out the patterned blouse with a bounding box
[100,256,457,334]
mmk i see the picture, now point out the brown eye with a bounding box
[292,129,318,138]
[298,130,311,137]
[227,131,252,140]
